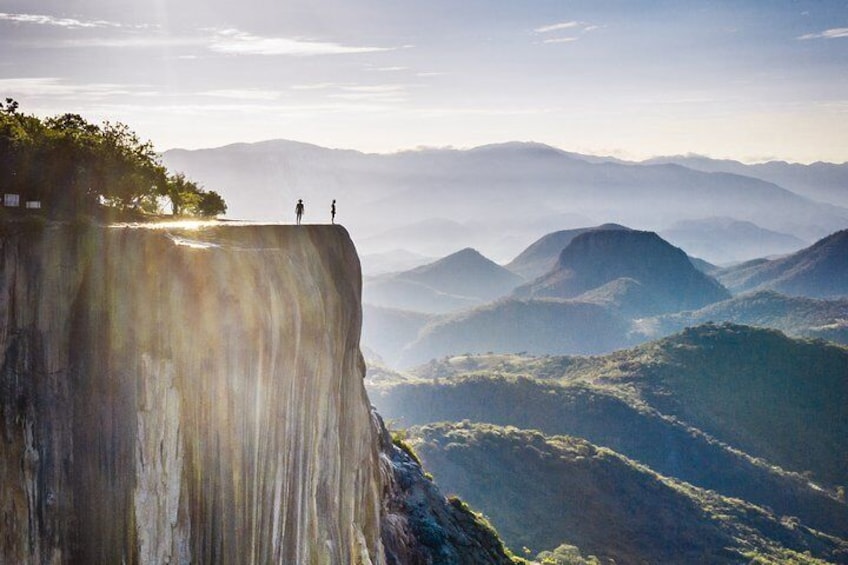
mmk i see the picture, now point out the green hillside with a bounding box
[389,323,848,487]
[607,324,848,486]
[369,324,848,544]
[408,422,848,564]
[371,371,848,541]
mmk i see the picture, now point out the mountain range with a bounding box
[162,140,848,261]
[716,229,848,298]
[363,247,523,313]
[361,226,848,368]
[648,290,848,343]
[643,154,848,208]
[394,298,631,368]
[659,217,808,264]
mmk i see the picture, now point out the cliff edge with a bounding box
[0,223,513,564]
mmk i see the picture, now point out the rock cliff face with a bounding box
[0,223,511,564]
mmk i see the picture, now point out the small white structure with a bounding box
[3,194,20,207]
[25,201,41,209]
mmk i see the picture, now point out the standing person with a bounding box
[331,199,336,224]
[295,199,304,225]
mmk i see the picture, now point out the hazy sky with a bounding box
[1,1,847,162]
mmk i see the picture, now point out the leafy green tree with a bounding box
[195,190,227,217]
[0,99,226,219]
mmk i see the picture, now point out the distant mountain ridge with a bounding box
[505,223,631,280]
[648,290,848,344]
[660,217,807,264]
[363,247,523,314]
[643,153,848,208]
[717,229,848,298]
[514,229,731,315]
[162,139,848,259]
[400,248,523,300]
[396,298,631,368]
[360,228,848,368]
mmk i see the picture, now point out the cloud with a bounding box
[291,83,342,91]
[0,12,143,29]
[534,21,581,33]
[0,77,139,98]
[63,36,203,48]
[534,20,598,44]
[339,85,406,94]
[291,83,408,103]
[411,106,557,119]
[797,27,848,40]
[200,89,282,101]
[95,100,401,119]
[208,29,395,56]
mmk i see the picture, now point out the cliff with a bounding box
[0,223,512,564]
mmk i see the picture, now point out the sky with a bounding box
[1,0,847,163]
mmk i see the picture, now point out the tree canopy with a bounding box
[0,98,226,219]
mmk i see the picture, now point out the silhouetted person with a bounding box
[295,199,304,225]
[331,199,336,224]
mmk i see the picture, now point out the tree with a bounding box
[196,190,227,217]
[0,99,226,219]
[1,98,19,114]
[163,173,226,217]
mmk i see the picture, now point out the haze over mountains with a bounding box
[660,217,807,264]
[361,226,848,368]
[716,229,848,298]
[363,248,523,313]
[162,140,848,263]
[649,290,848,344]
[644,154,848,208]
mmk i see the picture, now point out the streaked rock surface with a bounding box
[1,223,379,564]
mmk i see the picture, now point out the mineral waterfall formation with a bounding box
[1,224,383,564]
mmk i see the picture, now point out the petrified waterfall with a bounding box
[1,224,382,564]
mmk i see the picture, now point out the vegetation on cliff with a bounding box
[377,415,520,564]
[0,98,225,220]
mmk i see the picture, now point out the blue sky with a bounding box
[1,0,847,162]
